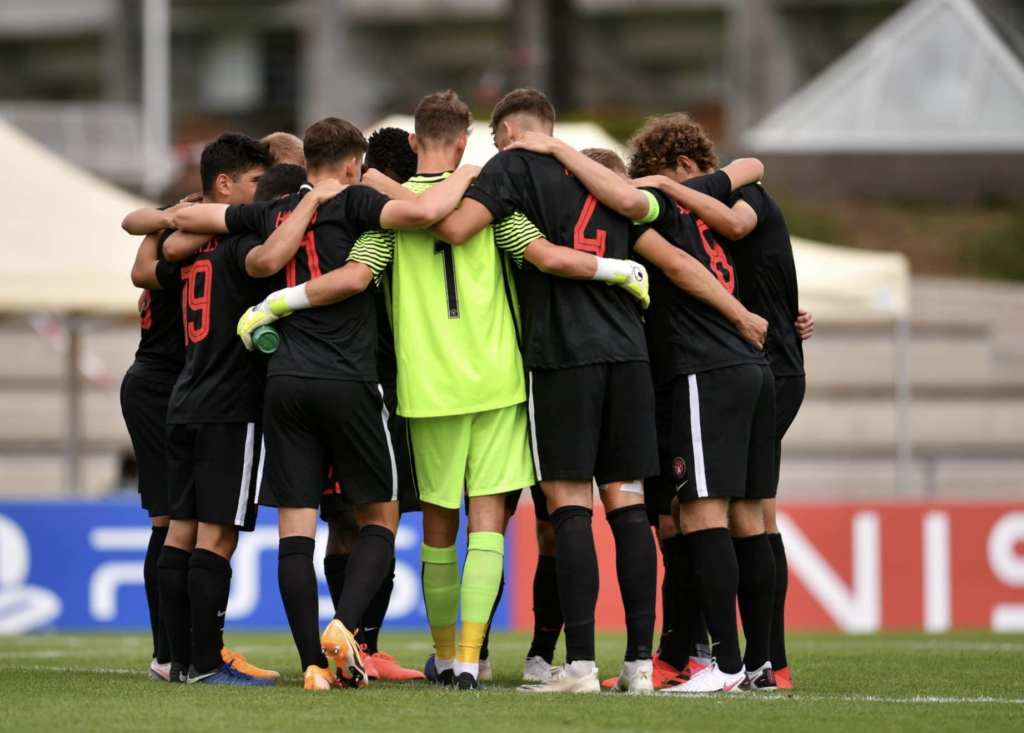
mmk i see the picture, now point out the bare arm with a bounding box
[245,179,343,278]
[506,133,651,221]
[429,197,496,245]
[360,169,417,201]
[130,233,164,290]
[633,229,766,349]
[524,239,599,279]
[634,175,758,241]
[163,231,214,262]
[122,202,191,235]
[719,158,763,191]
[304,262,375,306]
[172,203,230,234]
[379,165,480,230]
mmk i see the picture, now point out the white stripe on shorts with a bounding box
[253,436,266,505]
[378,385,398,501]
[687,375,709,498]
[234,423,255,526]
[527,371,543,482]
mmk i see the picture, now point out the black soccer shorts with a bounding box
[167,421,261,530]
[645,382,677,526]
[667,363,776,502]
[527,360,659,486]
[318,386,419,520]
[120,374,173,517]
[773,374,806,493]
[261,376,397,511]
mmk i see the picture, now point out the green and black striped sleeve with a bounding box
[493,211,545,267]
[348,229,396,284]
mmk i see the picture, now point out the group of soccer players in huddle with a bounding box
[120,86,813,694]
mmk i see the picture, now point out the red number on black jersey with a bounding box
[696,218,735,294]
[285,230,320,287]
[140,291,152,330]
[573,194,607,257]
[180,260,213,345]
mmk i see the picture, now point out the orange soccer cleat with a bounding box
[774,666,794,689]
[304,665,343,691]
[321,620,368,688]
[601,654,684,691]
[221,648,280,680]
[370,651,428,681]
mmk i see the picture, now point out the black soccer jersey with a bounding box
[639,172,765,384]
[167,233,271,425]
[126,229,185,385]
[464,150,648,370]
[727,183,805,377]
[375,272,397,390]
[224,184,392,382]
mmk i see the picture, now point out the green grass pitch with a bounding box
[2,632,1022,732]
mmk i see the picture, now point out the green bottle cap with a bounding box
[252,324,280,354]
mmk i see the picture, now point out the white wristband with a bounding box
[283,283,311,311]
[592,256,625,282]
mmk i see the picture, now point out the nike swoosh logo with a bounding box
[676,480,688,490]
[711,641,720,647]
[364,627,379,632]
[723,678,743,692]
[216,610,226,617]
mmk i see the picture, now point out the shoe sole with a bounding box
[148,668,170,682]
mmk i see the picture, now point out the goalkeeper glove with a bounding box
[593,257,650,310]
[237,284,310,351]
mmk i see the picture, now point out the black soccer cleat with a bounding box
[740,663,778,691]
[169,662,189,683]
[424,654,455,687]
[456,672,485,691]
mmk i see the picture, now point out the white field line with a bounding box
[789,640,1024,653]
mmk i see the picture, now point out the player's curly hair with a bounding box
[365,127,417,183]
[626,113,718,179]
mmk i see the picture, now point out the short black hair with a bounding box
[365,127,417,183]
[200,133,273,194]
[254,164,307,202]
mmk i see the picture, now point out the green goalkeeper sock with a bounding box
[421,543,460,661]
[457,532,505,664]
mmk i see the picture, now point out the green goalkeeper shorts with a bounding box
[407,402,536,510]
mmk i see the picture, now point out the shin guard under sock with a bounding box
[335,525,395,632]
[323,553,349,611]
[607,504,657,661]
[188,549,232,674]
[527,555,562,663]
[145,526,168,661]
[550,505,598,664]
[421,543,460,660]
[157,545,192,668]
[686,528,743,674]
[768,532,789,670]
[361,556,395,656]
[458,532,505,665]
[733,533,776,671]
[480,569,505,662]
[280,536,329,671]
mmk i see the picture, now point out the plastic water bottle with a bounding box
[252,324,280,354]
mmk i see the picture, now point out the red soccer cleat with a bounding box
[370,651,428,681]
[601,654,684,690]
[775,666,794,689]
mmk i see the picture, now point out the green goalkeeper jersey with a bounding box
[356,171,544,418]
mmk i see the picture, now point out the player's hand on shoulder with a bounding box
[179,191,203,204]
[458,164,482,182]
[311,178,346,204]
[505,131,558,156]
[606,259,651,310]
[360,168,394,196]
[795,308,814,340]
[630,175,666,190]
[739,312,769,351]
[166,200,196,216]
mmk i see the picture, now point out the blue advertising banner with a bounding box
[0,500,512,634]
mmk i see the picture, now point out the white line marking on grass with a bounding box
[791,640,1024,653]
[1,665,143,675]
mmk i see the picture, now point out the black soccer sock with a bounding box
[526,554,563,663]
[686,528,743,675]
[479,568,505,662]
[281,537,329,671]
[144,526,168,661]
[607,504,657,661]
[188,549,232,674]
[157,545,192,668]
[768,532,789,670]
[323,553,349,611]
[658,535,677,654]
[361,556,396,655]
[691,613,711,659]
[733,533,776,671]
[657,536,703,671]
[550,505,598,664]
[335,525,395,631]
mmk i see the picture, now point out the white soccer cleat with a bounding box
[660,660,746,694]
[517,663,600,694]
[149,658,172,682]
[615,659,654,693]
[479,658,493,682]
[523,655,552,682]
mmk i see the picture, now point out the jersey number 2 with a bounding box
[574,194,607,257]
[434,241,460,319]
[180,260,213,345]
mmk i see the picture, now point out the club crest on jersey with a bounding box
[673,457,686,478]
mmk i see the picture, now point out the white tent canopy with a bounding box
[746,0,1024,153]
[0,117,149,316]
